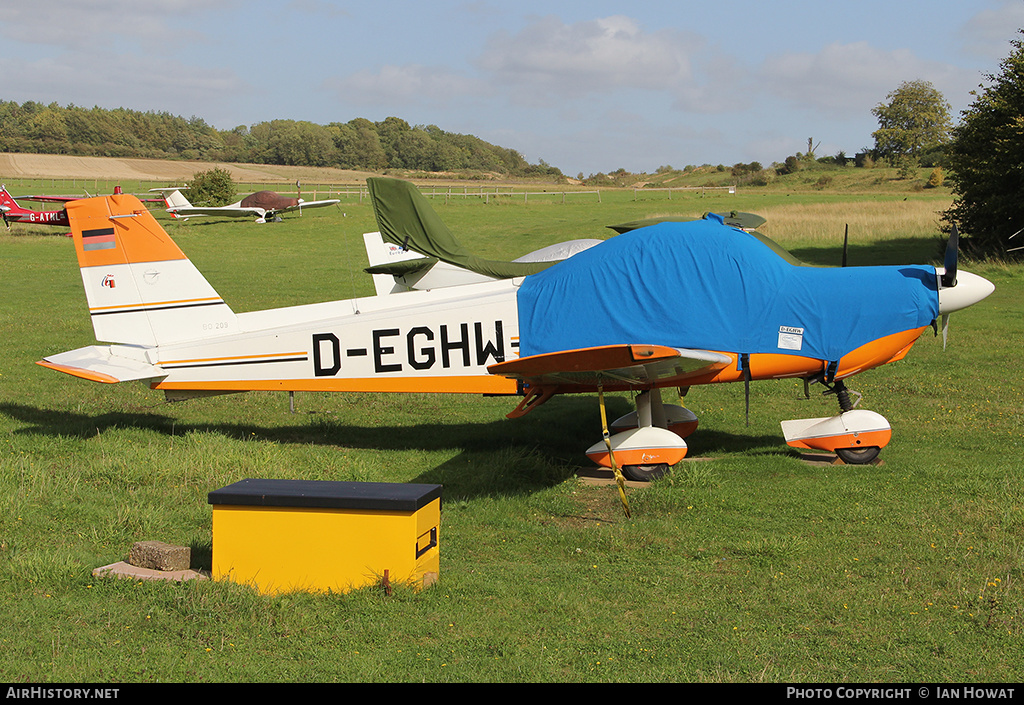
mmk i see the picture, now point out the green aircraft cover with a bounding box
[367,178,557,280]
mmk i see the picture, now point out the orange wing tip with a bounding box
[36,360,120,384]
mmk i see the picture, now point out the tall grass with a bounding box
[756,198,953,244]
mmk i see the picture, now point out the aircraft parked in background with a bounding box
[150,187,340,223]
[1,185,71,229]
[14,187,163,207]
[38,180,994,496]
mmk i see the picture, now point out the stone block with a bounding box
[128,541,191,572]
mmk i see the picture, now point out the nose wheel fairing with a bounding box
[780,409,891,463]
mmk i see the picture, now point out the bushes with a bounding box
[186,167,236,207]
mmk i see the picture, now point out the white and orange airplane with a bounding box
[38,178,994,485]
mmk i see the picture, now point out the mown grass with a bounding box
[0,182,1021,682]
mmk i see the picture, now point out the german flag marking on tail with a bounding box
[82,227,116,251]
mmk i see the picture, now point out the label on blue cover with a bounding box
[778,325,804,351]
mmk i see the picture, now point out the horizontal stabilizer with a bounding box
[364,259,438,276]
[38,345,164,384]
[361,230,501,293]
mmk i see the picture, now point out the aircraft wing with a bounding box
[289,199,341,210]
[38,345,165,384]
[488,344,732,389]
[22,194,163,205]
[169,206,265,218]
[18,195,81,203]
[608,212,767,234]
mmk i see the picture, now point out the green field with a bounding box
[0,178,1021,682]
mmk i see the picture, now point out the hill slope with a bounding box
[0,152,376,184]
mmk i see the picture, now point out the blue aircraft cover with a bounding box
[516,215,940,364]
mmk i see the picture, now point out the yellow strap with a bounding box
[597,380,631,519]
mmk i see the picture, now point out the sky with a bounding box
[0,0,1021,177]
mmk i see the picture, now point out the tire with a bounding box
[621,463,670,482]
[835,446,881,465]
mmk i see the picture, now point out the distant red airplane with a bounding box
[0,186,149,231]
[0,185,75,228]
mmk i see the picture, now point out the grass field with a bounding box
[0,176,1022,683]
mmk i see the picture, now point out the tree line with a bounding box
[0,102,562,178]
[869,32,1024,257]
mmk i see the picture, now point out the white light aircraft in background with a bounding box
[151,187,340,223]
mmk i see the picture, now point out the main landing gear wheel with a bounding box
[835,446,881,465]
[622,463,670,482]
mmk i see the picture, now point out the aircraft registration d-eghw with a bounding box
[38,179,994,484]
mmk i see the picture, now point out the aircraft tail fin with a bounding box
[361,231,431,295]
[366,177,553,279]
[64,194,237,347]
[148,187,193,214]
[0,185,23,214]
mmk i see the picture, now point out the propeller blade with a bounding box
[941,224,959,288]
[1009,225,1023,252]
[842,224,849,267]
[941,313,950,350]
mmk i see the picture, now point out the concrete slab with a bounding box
[92,561,208,583]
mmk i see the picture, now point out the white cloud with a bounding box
[961,1,1024,60]
[0,51,246,115]
[325,64,486,108]
[0,0,219,52]
[476,15,701,102]
[758,41,979,116]
[287,0,351,19]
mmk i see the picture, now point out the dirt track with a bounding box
[0,153,375,184]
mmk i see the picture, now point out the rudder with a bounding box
[66,194,237,347]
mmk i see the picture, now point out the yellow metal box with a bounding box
[208,478,441,595]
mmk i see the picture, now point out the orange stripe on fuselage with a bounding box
[159,351,308,366]
[67,195,188,269]
[153,375,521,395]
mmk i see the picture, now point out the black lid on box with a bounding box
[208,479,442,512]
